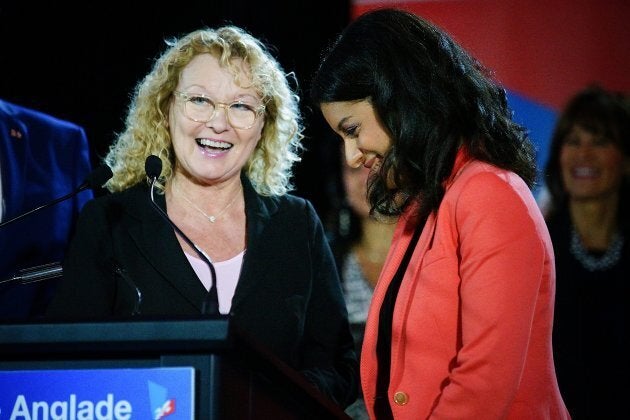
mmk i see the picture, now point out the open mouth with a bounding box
[197,138,232,152]
[571,166,599,179]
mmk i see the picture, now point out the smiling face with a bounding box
[560,124,627,203]
[320,99,392,172]
[168,53,264,185]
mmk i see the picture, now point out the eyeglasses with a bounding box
[174,91,265,130]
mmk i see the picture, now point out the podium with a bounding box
[0,317,351,419]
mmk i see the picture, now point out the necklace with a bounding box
[173,181,242,223]
[569,226,624,272]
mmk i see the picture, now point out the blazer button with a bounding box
[393,391,408,406]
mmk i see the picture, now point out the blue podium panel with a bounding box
[0,319,351,419]
[0,367,194,420]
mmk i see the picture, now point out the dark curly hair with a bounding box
[311,8,536,221]
[544,84,630,229]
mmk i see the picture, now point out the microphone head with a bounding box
[84,165,114,189]
[145,155,163,180]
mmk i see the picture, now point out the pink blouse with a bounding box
[185,250,244,315]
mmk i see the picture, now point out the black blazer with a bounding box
[46,176,358,407]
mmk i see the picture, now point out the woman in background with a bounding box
[543,84,629,419]
[326,145,396,419]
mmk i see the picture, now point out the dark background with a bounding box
[0,1,350,216]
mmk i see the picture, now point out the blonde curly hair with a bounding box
[104,25,303,196]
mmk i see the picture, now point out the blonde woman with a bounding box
[47,26,358,408]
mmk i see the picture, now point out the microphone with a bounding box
[0,165,113,229]
[0,262,63,286]
[144,155,221,316]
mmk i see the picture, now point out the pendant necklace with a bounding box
[173,181,242,223]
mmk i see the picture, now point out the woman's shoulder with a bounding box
[459,159,514,178]
[276,192,309,207]
[254,190,312,212]
[91,183,147,202]
[82,183,150,215]
[446,160,539,216]
[452,160,529,195]
[250,192,324,231]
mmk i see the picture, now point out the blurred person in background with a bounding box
[0,98,93,320]
[326,144,396,419]
[543,84,630,419]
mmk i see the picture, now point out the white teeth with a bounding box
[573,167,597,177]
[198,139,231,149]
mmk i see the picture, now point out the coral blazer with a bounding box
[361,152,570,419]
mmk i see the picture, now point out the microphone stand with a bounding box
[0,165,113,229]
[0,262,63,285]
[0,192,82,228]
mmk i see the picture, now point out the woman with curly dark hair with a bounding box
[311,8,569,419]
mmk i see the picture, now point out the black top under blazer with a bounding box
[46,175,359,407]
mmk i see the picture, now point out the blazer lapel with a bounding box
[230,175,277,309]
[127,185,208,312]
